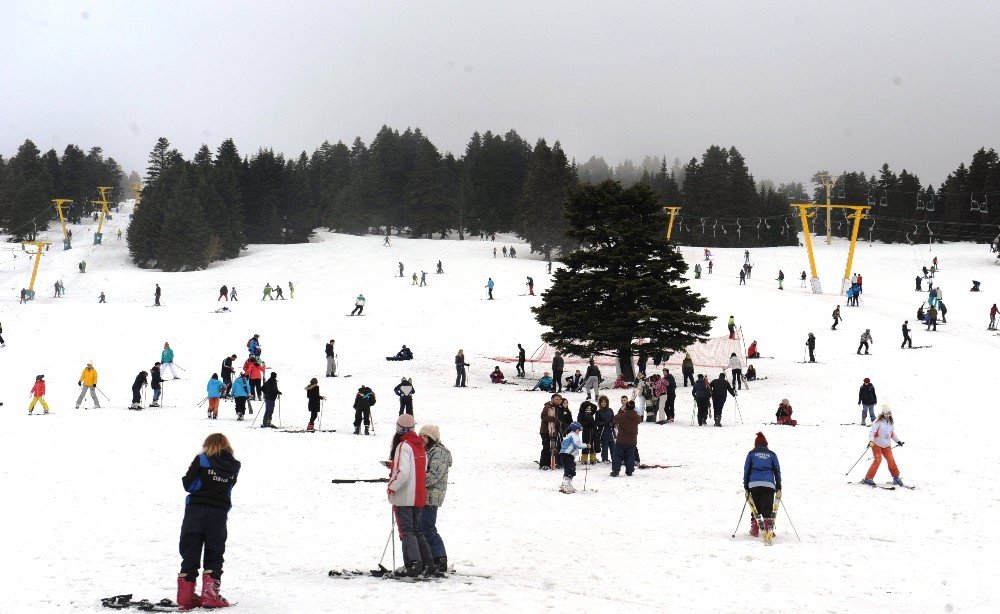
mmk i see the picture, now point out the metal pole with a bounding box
[391,508,397,574]
[780,498,802,543]
[277,396,282,428]
[825,182,833,245]
[845,445,871,476]
[95,386,111,401]
[731,496,748,538]
[843,208,867,292]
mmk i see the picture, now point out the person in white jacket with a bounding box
[558,422,589,493]
[386,414,432,576]
[728,352,744,390]
[861,405,906,487]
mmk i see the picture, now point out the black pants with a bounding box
[612,444,636,475]
[222,372,233,396]
[832,318,839,330]
[808,348,815,362]
[683,372,694,387]
[553,370,563,392]
[539,434,552,467]
[350,305,364,315]
[599,428,615,462]
[696,398,710,425]
[455,367,466,387]
[712,397,726,425]
[858,341,869,354]
[732,369,743,390]
[516,360,525,377]
[560,453,576,479]
[179,504,228,581]
[487,289,493,299]
[235,397,247,417]
[263,398,276,424]
[666,391,676,419]
[399,396,413,416]
[250,379,262,399]
[750,486,776,519]
[901,333,912,348]
[309,408,319,425]
[354,407,371,427]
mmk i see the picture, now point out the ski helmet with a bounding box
[569,422,582,432]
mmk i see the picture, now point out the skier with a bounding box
[262,283,273,300]
[900,321,913,349]
[857,274,864,294]
[694,263,702,279]
[551,351,564,393]
[857,329,873,355]
[221,354,236,397]
[861,406,906,487]
[485,278,495,300]
[261,372,281,428]
[325,340,337,377]
[939,301,947,324]
[805,333,816,362]
[558,422,588,493]
[274,285,285,300]
[98,292,107,304]
[502,246,508,257]
[990,304,998,330]
[728,352,744,390]
[710,372,736,427]
[739,269,746,285]
[727,315,736,339]
[743,432,781,539]
[681,352,695,386]
[926,305,938,331]
[177,433,240,610]
[206,374,223,419]
[831,305,841,330]
[245,358,264,400]
[419,424,451,576]
[490,366,506,384]
[744,249,750,263]
[154,284,161,306]
[162,342,180,379]
[538,396,560,469]
[130,370,148,410]
[384,235,391,246]
[386,413,432,576]
[76,361,101,409]
[420,271,427,287]
[352,385,376,435]
[230,287,238,301]
[530,372,554,392]
[775,399,797,426]
[247,334,262,358]
[394,377,415,416]
[583,359,601,400]
[610,396,641,476]
[412,272,419,286]
[398,262,404,277]
[436,260,443,274]
[288,282,294,298]
[704,248,711,261]
[454,349,469,387]
[305,378,325,431]
[708,260,714,274]
[858,377,877,425]
[547,261,552,274]
[231,373,250,421]
[777,270,785,290]
[510,246,517,258]
[914,275,922,292]
[515,343,526,377]
[350,294,365,315]
[692,374,711,426]
[800,271,807,288]
[218,286,228,301]
[577,399,598,464]
[28,374,49,414]
[595,396,615,462]
[150,362,163,407]
[526,276,534,296]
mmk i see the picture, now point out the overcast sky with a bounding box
[2,1,998,186]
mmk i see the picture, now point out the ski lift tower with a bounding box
[132,182,142,211]
[663,206,681,242]
[21,241,52,301]
[52,198,74,250]
[790,203,871,294]
[91,186,113,245]
[818,172,841,245]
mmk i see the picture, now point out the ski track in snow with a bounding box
[0,205,995,612]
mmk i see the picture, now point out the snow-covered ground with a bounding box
[1,207,997,613]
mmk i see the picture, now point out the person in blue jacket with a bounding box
[485,278,495,300]
[743,431,782,538]
[206,374,225,419]
[531,372,554,392]
[230,374,251,421]
[247,334,261,358]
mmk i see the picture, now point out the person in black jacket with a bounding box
[577,400,598,464]
[305,378,325,431]
[710,372,736,427]
[261,372,281,428]
[692,375,711,426]
[325,340,337,377]
[220,354,236,398]
[150,362,163,407]
[353,385,376,435]
[516,344,526,377]
[178,433,240,610]
[805,333,816,363]
[594,396,615,463]
[858,377,877,425]
[552,351,564,393]
[900,321,912,349]
[130,371,148,409]
[454,350,469,387]
[394,377,415,416]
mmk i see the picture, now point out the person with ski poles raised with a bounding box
[743,431,782,539]
[861,405,906,487]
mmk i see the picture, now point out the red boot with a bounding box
[306,423,315,432]
[201,573,230,608]
[176,575,202,611]
[749,517,759,537]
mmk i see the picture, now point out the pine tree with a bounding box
[516,139,577,258]
[154,165,210,271]
[0,139,53,240]
[533,180,713,380]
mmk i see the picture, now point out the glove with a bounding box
[776,490,782,499]
[78,381,82,387]
[897,441,905,446]
[868,441,874,448]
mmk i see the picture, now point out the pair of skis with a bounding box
[746,492,779,546]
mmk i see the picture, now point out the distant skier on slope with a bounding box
[350,294,365,315]
[154,284,161,306]
[485,278,495,300]
[805,333,816,363]
[305,378,325,432]
[900,321,913,349]
[831,305,841,330]
[516,343,526,377]
[130,370,148,410]
[861,406,906,487]
[394,377,415,416]
[857,329,873,355]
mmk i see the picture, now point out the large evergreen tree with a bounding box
[533,180,713,380]
[516,139,578,258]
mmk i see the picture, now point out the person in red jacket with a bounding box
[747,340,760,359]
[243,357,264,401]
[386,414,432,576]
[775,398,797,426]
[28,374,49,414]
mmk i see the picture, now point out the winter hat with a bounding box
[863,377,871,383]
[781,398,789,405]
[36,374,44,380]
[881,404,892,416]
[754,432,768,447]
[569,422,582,432]
[419,424,441,442]
[396,414,416,430]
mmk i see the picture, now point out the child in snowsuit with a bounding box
[775,399,797,426]
[28,375,49,414]
[177,433,240,610]
[558,422,588,493]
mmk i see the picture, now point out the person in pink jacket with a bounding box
[29,374,49,414]
[861,405,906,487]
[386,414,432,577]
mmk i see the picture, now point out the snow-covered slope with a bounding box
[1,207,997,613]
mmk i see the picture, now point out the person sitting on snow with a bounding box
[747,340,760,359]
[775,398,797,426]
[386,345,414,361]
[490,366,506,384]
[746,364,757,381]
[531,372,554,392]
[612,374,629,389]
[565,370,583,392]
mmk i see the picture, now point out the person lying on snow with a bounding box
[775,398,797,426]
[386,345,414,361]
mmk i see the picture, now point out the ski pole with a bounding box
[196,396,208,407]
[390,508,397,574]
[95,386,111,401]
[779,497,802,543]
[690,400,697,426]
[583,459,589,492]
[319,399,324,431]
[733,396,744,425]
[174,363,187,372]
[731,495,748,538]
[844,445,871,476]
[143,386,147,409]
[278,396,282,428]
[250,399,262,427]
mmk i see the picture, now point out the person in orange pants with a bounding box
[861,405,906,487]
[28,374,50,414]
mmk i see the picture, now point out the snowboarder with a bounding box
[777,270,785,290]
[516,343,526,377]
[219,286,228,301]
[150,362,163,407]
[231,373,250,421]
[775,399,797,426]
[526,276,534,296]
[76,361,101,409]
[419,424,451,576]
[831,305,841,330]
[262,283,273,300]
[485,278,495,300]
[177,433,239,610]
[900,321,913,349]
[384,235,391,246]
[547,261,552,274]
[352,385,376,435]
[420,271,427,287]
[681,352,695,386]
[325,340,337,377]
[230,286,238,301]
[350,294,365,315]
[154,284,161,306]
[454,350,469,387]
[558,422,588,493]
[857,329,873,355]
[805,333,816,362]
[728,353,744,390]
[305,378,325,431]
[858,377,877,425]
[98,292,106,304]
[551,351,564,393]
[800,271,807,288]
[162,342,179,379]
[261,372,281,428]
[861,406,906,487]
[386,413,432,576]
[28,374,49,414]
[710,372,736,426]
[743,432,781,539]
[611,398,641,476]
[394,377,415,416]
[130,370,148,409]
[583,359,601,399]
